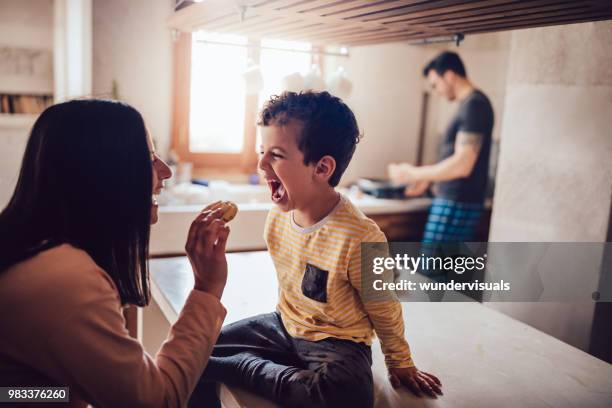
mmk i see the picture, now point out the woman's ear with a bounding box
[314,155,336,183]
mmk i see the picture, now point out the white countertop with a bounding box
[159,192,431,215]
[151,188,432,256]
[150,252,612,408]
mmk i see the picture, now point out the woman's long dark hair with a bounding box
[0,99,152,306]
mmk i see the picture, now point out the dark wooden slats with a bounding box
[167,0,612,46]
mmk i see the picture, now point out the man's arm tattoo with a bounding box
[457,131,483,150]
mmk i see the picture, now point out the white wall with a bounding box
[487,21,612,351]
[325,42,428,184]
[0,0,54,209]
[92,0,174,157]
[490,21,612,242]
[0,0,54,49]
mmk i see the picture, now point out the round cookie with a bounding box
[206,200,238,222]
[220,201,238,222]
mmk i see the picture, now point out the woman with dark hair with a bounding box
[0,99,230,407]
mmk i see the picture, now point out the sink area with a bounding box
[150,183,431,256]
[157,182,271,206]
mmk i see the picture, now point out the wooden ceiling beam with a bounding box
[286,0,392,15]
[353,0,514,22]
[250,0,306,9]
[262,26,384,44]
[322,30,423,44]
[168,0,246,32]
[245,22,324,37]
[371,0,522,24]
[427,3,600,28]
[459,13,612,36]
[390,0,597,25]
[257,20,369,36]
[244,1,438,33]
[277,0,364,13]
[168,0,612,46]
[440,9,612,31]
[206,15,276,32]
[348,33,428,46]
[306,28,399,43]
[318,1,430,18]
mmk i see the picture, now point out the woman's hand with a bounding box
[185,202,230,300]
[388,366,443,398]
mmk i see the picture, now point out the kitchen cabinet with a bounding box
[369,208,491,242]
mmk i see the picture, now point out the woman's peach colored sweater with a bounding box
[0,244,225,407]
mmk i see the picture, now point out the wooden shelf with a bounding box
[167,0,612,46]
[0,113,38,129]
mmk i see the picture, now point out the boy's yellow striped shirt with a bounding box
[264,195,414,368]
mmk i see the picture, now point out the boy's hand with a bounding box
[388,367,443,398]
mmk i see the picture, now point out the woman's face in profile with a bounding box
[147,133,172,224]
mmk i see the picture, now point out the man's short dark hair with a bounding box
[258,91,360,187]
[423,51,467,78]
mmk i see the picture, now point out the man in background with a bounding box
[389,51,494,243]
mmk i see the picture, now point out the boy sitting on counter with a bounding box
[189,91,442,408]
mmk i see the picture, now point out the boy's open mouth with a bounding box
[267,178,287,203]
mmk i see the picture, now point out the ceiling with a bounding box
[168,0,612,46]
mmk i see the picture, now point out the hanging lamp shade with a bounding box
[327,66,352,99]
[303,65,326,92]
[243,64,263,95]
[281,72,304,93]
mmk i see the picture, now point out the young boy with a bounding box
[190,91,442,408]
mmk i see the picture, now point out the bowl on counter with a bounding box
[356,178,408,199]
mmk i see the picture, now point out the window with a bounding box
[172,32,314,173]
[258,39,312,108]
[189,32,247,153]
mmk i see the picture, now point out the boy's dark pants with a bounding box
[188,312,374,408]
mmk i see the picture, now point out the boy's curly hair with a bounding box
[258,91,361,187]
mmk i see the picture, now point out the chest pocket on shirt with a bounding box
[302,263,329,303]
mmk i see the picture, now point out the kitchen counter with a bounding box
[150,252,612,408]
[158,194,432,216]
[150,187,432,256]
